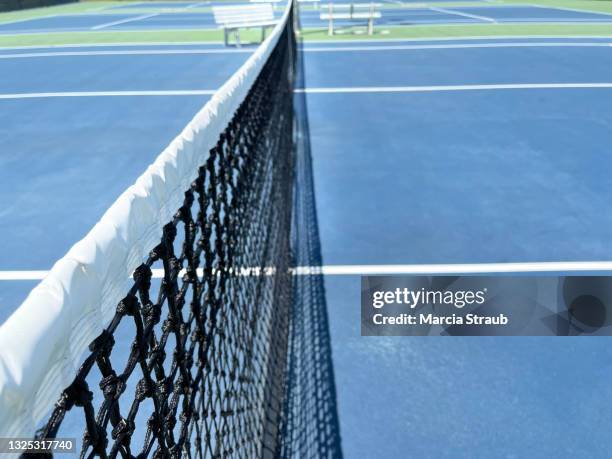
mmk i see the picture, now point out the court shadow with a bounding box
[280,32,344,459]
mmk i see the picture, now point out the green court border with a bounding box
[299,23,612,40]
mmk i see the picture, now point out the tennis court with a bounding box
[2,0,612,457]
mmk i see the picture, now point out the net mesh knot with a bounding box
[62,378,92,410]
[142,301,161,326]
[133,264,152,288]
[135,378,153,402]
[111,417,135,441]
[116,294,139,316]
[89,329,115,356]
[99,372,125,401]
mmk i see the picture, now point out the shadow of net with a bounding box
[280,38,343,459]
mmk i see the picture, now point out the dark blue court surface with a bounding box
[0,95,210,269]
[0,49,249,93]
[303,43,612,88]
[325,275,612,458]
[299,38,612,457]
[306,89,612,265]
[302,42,612,265]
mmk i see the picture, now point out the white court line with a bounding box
[293,262,612,275]
[5,42,608,60]
[303,41,612,52]
[0,271,49,280]
[0,48,252,59]
[91,12,160,30]
[0,90,216,100]
[429,6,497,23]
[3,262,612,280]
[296,82,612,94]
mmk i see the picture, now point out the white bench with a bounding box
[320,3,381,35]
[212,4,277,46]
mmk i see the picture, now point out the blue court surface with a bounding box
[298,38,612,457]
[3,3,612,457]
[301,44,612,263]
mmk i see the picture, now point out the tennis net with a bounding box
[0,3,296,457]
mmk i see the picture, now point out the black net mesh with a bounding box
[279,41,343,459]
[32,13,297,458]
